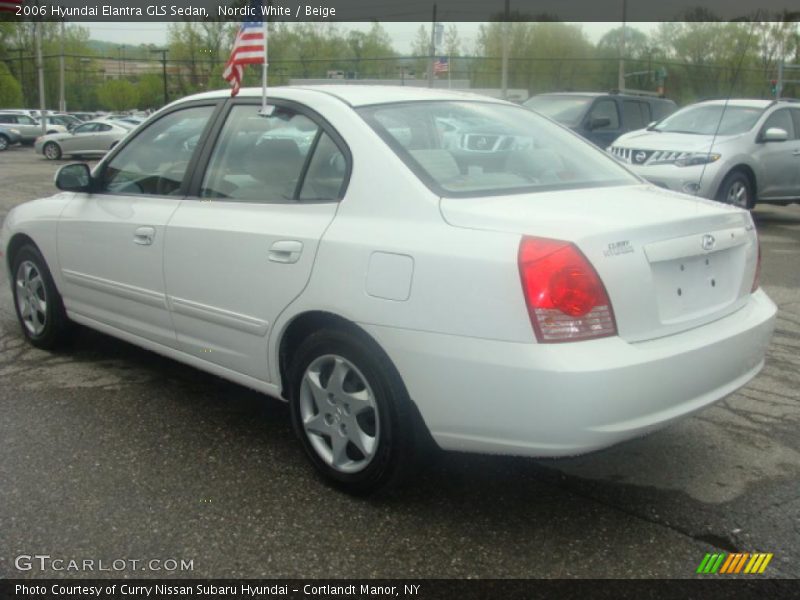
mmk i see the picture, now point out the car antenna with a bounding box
[696,13,761,202]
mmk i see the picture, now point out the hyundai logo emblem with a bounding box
[634,151,647,163]
[701,234,716,251]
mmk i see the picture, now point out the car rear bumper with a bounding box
[362,289,776,457]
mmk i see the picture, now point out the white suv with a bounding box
[609,99,800,209]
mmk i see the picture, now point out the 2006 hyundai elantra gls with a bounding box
[1,86,776,494]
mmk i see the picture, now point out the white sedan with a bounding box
[34,120,134,160]
[1,86,776,494]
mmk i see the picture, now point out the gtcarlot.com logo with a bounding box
[696,552,773,575]
[15,554,194,573]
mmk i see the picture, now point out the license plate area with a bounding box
[650,247,742,324]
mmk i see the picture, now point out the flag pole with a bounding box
[260,18,269,113]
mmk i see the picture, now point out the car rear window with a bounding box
[358,101,638,198]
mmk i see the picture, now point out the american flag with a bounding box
[0,0,23,12]
[433,57,449,74]
[222,18,266,97]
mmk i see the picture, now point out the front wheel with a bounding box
[288,329,418,495]
[11,244,72,349]
[0,134,9,151]
[716,171,753,209]
[43,142,62,160]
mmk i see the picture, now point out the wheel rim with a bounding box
[726,180,749,208]
[0,137,7,150]
[299,354,380,474]
[15,260,48,337]
[45,144,59,159]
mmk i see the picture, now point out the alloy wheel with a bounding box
[15,260,48,336]
[44,143,60,160]
[726,180,749,209]
[298,354,380,474]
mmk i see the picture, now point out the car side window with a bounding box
[622,101,647,131]
[98,105,213,197]
[762,109,795,139]
[18,115,35,125]
[792,109,800,138]
[75,123,97,134]
[0,115,12,124]
[200,105,320,203]
[299,132,348,201]
[588,100,619,130]
[97,124,113,132]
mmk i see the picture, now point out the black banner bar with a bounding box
[4,0,800,22]
[3,579,800,600]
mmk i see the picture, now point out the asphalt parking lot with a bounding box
[0,144,798,579]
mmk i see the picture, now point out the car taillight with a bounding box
[751,236,761,292]
[518,236,617,343]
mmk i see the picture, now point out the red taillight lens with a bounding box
[751,236,761,292]
[518,236,617,343]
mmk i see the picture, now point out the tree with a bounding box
[97,79,138,111]
[134,73,164,110]
[444,24,461,57]
[0,62,23,108]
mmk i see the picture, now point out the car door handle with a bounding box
[269,240,303,264]
[133,226,156,246]
[792,150,800,156]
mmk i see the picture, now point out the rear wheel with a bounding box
[43,142,62,161]
[0,134,9,151]
[11,245,72,349]
[716,171,753,209]
[288,328,418,495]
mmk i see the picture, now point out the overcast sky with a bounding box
[85,22,661,52]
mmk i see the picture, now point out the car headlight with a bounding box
[675,152,721,167]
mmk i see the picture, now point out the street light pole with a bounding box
[59,21,66,112]
[35,22,46,136]
[150,48,169,107]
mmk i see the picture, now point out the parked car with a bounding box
[34,120,133,160]
[69,112,96,122]
[0,124,23,151]
[608,99,800,208]
[524,91,677,147]
[46,113,84,131]
[1,86,775,494]
[0,112,66,144]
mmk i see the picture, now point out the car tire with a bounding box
[43,142,62,161]
[0,134,9,151]
[11,244,73,350]
[288,328,419,495]
[716,171,754,209]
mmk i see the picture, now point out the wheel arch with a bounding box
[277,310,370,400]
[723,164,758,199]
[5,232,39,273]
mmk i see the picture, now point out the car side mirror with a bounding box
[55,163,92,192]
[761,127,788,143]
[588,117,611,131]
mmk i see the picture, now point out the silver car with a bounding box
[34,120,133,160]
[0,125,23,151]
[0,112,66,144]
[609,99,800,208]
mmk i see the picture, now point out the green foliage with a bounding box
[134,73,164,110]
[97,79,138,111]
[0,62,23,107]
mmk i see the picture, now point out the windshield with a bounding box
[358,101,638,197]
[522,95,594,126]
[653,104,764,135]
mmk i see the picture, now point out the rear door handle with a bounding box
[133,226,156,246]
[269,240,303,264]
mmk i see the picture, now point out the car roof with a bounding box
[181,85,509,108]
[531,92,675,103]
[690,99,774,109]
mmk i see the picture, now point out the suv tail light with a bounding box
[751,236,761,292]
[518,237,617,343]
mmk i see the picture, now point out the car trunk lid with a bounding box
[441,184,759,342]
